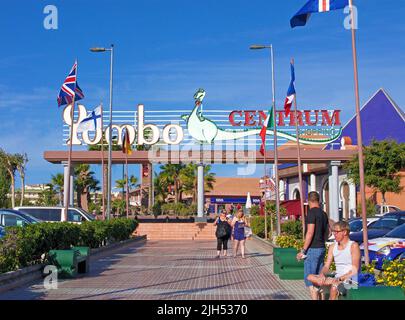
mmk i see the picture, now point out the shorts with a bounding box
[304,247,326,287]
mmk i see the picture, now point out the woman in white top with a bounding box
[307,221,361,300]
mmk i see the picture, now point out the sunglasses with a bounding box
[332,230,345,234]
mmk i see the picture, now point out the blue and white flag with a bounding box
[77,105,102,133]
[291,0,349,28]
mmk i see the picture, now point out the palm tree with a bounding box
[180,164,216,204]
[15,153,28,206]
[0,149,18,208]
[51,173,64,205]
[115,178,126,199]
[158,164,185,203]
[153,172,169,204]
[74,164,99,211]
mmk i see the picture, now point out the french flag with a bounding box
[290,0,349,28]
[284,61,296,118]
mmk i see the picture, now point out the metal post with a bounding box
[197,163,204,218]
[349,0,369,264]
[107,44,114,220]
[270,46,281,236]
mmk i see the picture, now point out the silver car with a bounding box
[13,206,95,223]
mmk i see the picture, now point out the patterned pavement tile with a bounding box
[0,238,310,300]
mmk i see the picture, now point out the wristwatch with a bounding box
[301,248,308,255]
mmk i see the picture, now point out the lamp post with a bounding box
[90,45,114,220]
[250,44,281,236]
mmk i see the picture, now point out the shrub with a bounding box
[281,221,303,239]
[161,203,196,216]
[357,198,377,217]
[249,205,260,216]
[0,218,138,274]
[275,234,304,250]
[377,259,405,289]
[250,216,273,238]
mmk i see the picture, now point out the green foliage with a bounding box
[0,218,138,274]
[281,221,303,239]
[357,198,377,217]
[250,216,272,238]
[344,140,405,202]
[36,184,58,206]
[152,201,163,216]
[161,202,197,216]
[249,205,260,216]
[0,163,11,207]
[275,234,304,250]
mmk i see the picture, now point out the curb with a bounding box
[0,235,147,295]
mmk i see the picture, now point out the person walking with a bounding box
[296,191,330,300]
[232,210,249,258]
[214,210,232,258]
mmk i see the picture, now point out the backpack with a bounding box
[216,221,229,238]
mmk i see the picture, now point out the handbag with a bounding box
[244,226,253,238]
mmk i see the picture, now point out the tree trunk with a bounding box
[20,175,25,206]
[10,175,15,208]
[81,188,89,211]
[77,190,82,208]
[381,192,386,207]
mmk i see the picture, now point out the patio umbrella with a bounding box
[246,192,252,209]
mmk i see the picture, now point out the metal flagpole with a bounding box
[106,45,114,221]
[271,46,281,236]
[100,103,106,220]
[64,61,78,222]
[126,155,129,218]
[291,59,306,240]
[264,139,268,240]
[349,0,369,265]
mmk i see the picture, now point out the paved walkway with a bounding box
[0,238,309,300]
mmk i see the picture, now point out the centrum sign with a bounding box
[63,89,342,147]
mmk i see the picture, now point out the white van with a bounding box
[13,206,96,223]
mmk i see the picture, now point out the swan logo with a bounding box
[181,89,342,145]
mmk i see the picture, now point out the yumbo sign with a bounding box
[63,89,342,147]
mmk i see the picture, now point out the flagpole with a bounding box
[100,103,106,220]
[264,140,268,240]
[291,59,306,240]
[64,61,78,222]
[126,154,129,219]
[271,45,281,236]
[349,0,369,265]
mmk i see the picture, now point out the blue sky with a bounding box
[0,0,404,188]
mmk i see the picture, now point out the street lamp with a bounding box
[90,44,114,220]
[250,44,281,236]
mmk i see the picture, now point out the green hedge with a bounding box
[250,216,273,238]
[281,221,303,239]
[161,203,197,216]
[0,218,138,274]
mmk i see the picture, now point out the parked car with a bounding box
[0,209,41,227]
[326,217,379,245]
[13,206,96,223]
[375,204,401,217]
[360,223,405,269]
[350,211,405,244]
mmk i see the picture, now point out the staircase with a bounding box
[135,222,216,240]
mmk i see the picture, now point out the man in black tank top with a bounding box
[296,191,330,300]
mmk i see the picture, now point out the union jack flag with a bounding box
[57,61,84,107]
